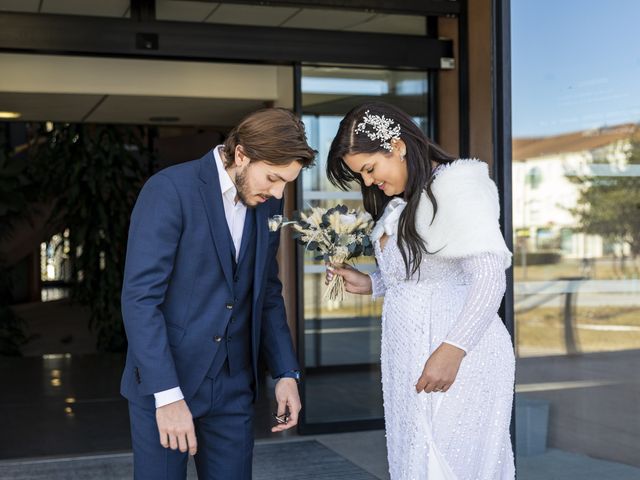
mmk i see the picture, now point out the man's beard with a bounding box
[234,165,271,208]
[234,166,253,207]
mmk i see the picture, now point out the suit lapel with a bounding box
[252,203,269,305]
[251,202,268,362]
[237,208,254,266]
[198,152,234,291]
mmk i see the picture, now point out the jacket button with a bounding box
[213,336,222,342]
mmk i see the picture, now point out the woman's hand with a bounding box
[415,343,466,394]
[325,263,372,295]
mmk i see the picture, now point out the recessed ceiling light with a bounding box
[0,111,21,119]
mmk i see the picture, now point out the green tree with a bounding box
[30,124,150,351]
[0,126,31,355]
[570,133,640,262]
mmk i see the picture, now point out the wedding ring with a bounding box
[273,412,289,424]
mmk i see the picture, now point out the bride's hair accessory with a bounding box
[354,110,401,152]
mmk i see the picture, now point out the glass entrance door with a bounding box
[297,65,430,432]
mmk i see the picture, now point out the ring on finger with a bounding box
[273,412,289,424]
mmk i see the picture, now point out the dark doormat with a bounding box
[0,440,379,479]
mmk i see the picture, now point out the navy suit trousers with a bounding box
[129,361,255,480]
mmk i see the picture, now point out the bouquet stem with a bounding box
[323,254,348,303]
[323,273,346,303]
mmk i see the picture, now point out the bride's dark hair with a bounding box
[326,101,456,277]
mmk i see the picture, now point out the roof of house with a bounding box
[513,123,638,161]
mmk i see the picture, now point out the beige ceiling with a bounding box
[0,0,427,35]
[165,1,427,35]
[0,2,429,125]
[0,0,130,17]
[0,53,293,126]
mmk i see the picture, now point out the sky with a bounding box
[511,0,640,138]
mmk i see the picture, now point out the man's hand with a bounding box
[156,399,198,455]
[415,343,466,394]
[271,378,301,433]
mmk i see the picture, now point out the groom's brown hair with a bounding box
[222,108,316,168]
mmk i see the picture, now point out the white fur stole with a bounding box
[416,159,512,268]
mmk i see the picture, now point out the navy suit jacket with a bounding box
[120,151,299,408]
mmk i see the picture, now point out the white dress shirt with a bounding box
[154,146,247,408]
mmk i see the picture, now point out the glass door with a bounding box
[297,65,431,432]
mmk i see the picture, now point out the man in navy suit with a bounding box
[120,108,316,479]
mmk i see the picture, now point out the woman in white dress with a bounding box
[325,102,515,479]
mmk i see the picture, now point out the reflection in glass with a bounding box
[512,0,640,472]
[40,229,72,301]
[513,94,640,475]
[513,127,640,475]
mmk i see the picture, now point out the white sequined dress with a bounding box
[369,160,516,479]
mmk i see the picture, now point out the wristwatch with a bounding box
[277,370,301,384]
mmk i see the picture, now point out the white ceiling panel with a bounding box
[41,0,130,18]
[0,54,292,126]
[156,0,218,22]
[1,1,426,36]
[282,8,375,30]
[346,14,427,36]
[86,95,268,126]
[0,92,104,123]
[206,4,299,27]
[0,0,39,13]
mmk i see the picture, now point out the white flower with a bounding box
[268,215,284,232]
[339,213,357,225]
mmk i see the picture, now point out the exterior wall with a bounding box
[437,16,460,157]
[468,0,494,168]
[439,0,495,170]
[273,66,298,340]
